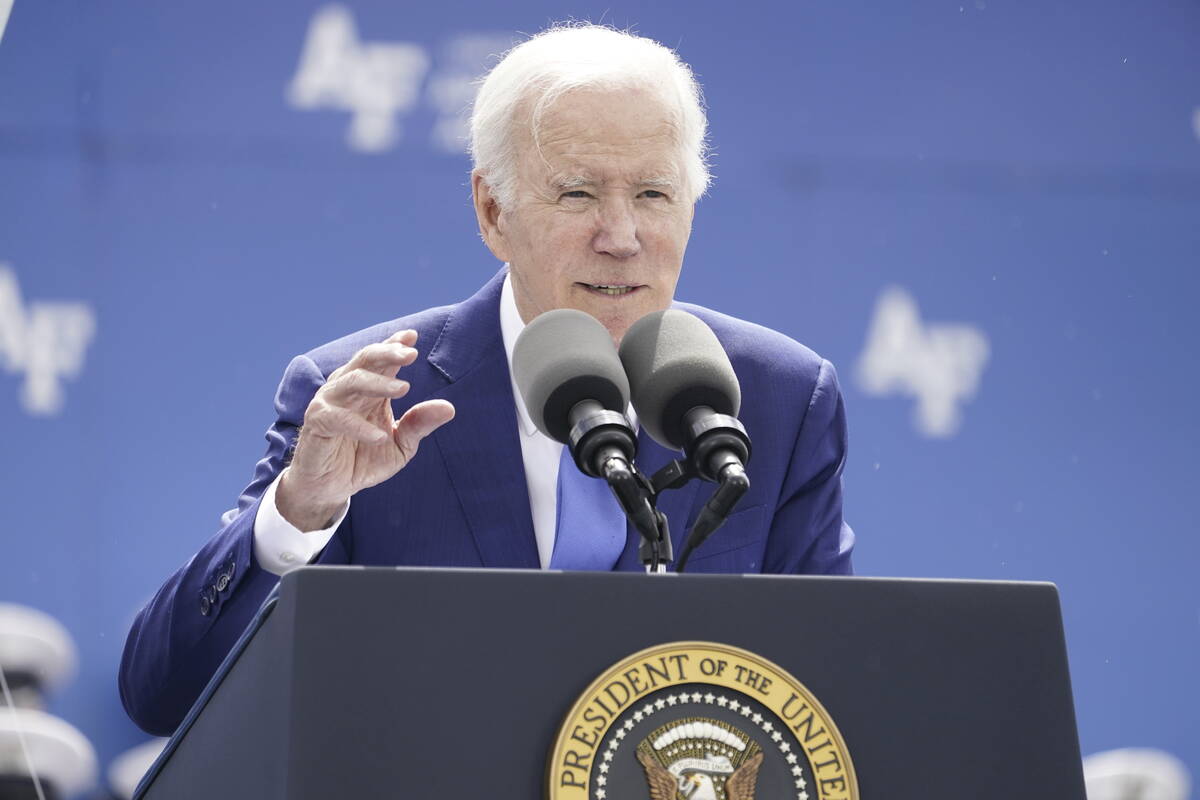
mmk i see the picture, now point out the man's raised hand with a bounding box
[275,329,456,532]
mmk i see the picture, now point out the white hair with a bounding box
[469,24,711,208]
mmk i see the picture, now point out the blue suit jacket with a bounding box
[119,268,853,735]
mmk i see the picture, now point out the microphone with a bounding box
[618,309,751,479]
[512,308,635,476]
[618,310,752,571]
[513,309,669,568]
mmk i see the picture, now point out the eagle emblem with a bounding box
[636,718,764,800]
[547,643,858,800]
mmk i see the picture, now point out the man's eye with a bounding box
[561,190,592,199]
[641,190,667,199]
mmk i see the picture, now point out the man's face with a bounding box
[475,87,695,343]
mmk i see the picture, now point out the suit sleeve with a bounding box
[118,354,348,735]
[762,358,855,575]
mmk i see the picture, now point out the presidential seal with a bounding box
[548,642,857,800]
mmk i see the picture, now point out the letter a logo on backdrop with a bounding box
[0,264,96,416]
[287,5,511,155]
[287,4,431,152]
[856,287,989,438]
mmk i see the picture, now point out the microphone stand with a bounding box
[566,402,751,574]
[605,460,673,573]
[568,401,673,573]
[648,407,752,573]
[672,461,748,573]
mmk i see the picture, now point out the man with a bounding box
[119,24,854,736]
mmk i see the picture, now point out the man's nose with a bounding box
[592,200,641,259]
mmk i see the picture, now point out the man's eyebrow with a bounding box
[549,175,679,191]
[638,176,678,190]
[551,175,596,190]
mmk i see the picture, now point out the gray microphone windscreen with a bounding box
[512,309,630,443]
[618,309,740,450]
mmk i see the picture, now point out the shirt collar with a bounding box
[499,269,638,439]
[500,271,540,437]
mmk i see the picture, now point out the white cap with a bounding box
[0,707,98,797]
[108,738,168,800]
[1083,748,1191,800]
[0,604,78,695]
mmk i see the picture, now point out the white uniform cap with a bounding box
[0,707,98,797]
[1083,748,1191,800]
[0,604,78,695]
[107,738,168,800]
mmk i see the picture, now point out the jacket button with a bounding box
[216,573,230,592]
[200,595,212,616]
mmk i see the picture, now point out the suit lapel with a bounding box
[426,269,540,569]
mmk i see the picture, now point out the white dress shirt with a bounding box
[253,273,574,574]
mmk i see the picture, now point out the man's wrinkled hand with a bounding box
[275,329,455,531]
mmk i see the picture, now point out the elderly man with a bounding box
[120,24,854,736]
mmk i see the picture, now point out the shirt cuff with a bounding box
[252,470,349,576]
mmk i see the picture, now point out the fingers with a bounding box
[329,330,420,380]
[323,370,411,406]
[334,344,417,381]
[358,342,419,374]
[320,329,425,418]
[367,328,418,367]
[392,400,456,462]
[309,406,391,444]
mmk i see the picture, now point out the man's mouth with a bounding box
[579,283,641,297]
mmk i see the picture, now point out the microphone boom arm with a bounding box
[657,405,753,573]
[568,400,672,572]
[600,455,673,572]
[675,461,749,573]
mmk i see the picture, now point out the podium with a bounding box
[135,567,1086,799]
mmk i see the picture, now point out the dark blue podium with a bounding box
[135,567,1087,799]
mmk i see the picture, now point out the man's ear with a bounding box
[472,171,510,263]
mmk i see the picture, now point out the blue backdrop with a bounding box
[2,0,1197,793]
